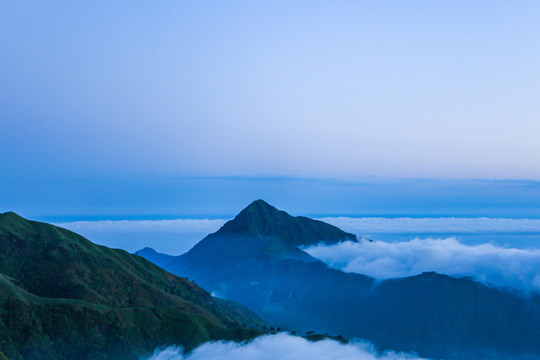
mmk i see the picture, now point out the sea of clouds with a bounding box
[56,218,227,254]
[305,238,540,293]
[57,217,540,281]
[57,218,227,235]
[318,216,540,235]
[57,216,540,255]
[143,333,426,360]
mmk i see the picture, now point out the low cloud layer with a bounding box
[57,218,227,234]
[59,216,540,240]
[55,216,540,254]
[305,238,540,293]
[318,217,540,235]
[145,333,426,360]
[56,219,226,254]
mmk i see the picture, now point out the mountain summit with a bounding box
[217,199,356,247]
[161,201,540,360]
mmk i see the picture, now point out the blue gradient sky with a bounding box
[1,2,540,218]
[3,177,540,221]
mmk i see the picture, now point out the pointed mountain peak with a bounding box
[243,199,277,213]
[232,199,281,223]
[136,247,159,254]
[237,199,282,220]
[216,200,356,247]
[135,247,176,269]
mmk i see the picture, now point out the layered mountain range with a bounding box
[0,212,263,360]
[3,200,540,360]
[144,200,540,360]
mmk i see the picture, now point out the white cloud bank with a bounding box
[305,238,540,293]
[318,217,540,235]
[56,218,227,234]
[144,333,426,360]
[55,216,540,254]
[55,219,227,254]
[57,217,540,237]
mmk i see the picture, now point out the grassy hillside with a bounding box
[0,212,263,360]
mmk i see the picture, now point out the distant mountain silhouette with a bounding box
[0,212,263,360]
[159,200,540,360]
[135,246,176,268]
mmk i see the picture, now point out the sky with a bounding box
[2,1,540,183]
[3,177,540,220]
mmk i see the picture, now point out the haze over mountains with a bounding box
[141,200,540,360]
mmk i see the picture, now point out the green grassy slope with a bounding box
[0,212,263,360]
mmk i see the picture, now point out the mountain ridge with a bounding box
[159,200,540,360]
[0,211,264,360]
[134,247,176,269]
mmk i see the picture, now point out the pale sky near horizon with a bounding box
[2,1,540,183]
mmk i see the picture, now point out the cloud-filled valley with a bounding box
[305,238,540,293]
[56,215,540,292]
[145,333,426,360]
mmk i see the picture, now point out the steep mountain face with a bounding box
[163,201,540,360]
[216,199,357,247]
[0,212,263,360]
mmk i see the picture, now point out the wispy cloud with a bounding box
[144,333,426,360]
[318,217,540,235]
[305,238,540,293]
